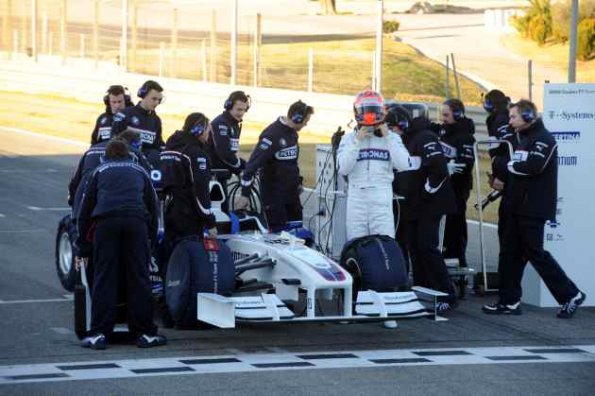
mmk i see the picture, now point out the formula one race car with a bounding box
[56,172,447,339]
[190,178,449,329]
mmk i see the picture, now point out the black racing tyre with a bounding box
[55,215,77,292]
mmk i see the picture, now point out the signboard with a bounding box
[522,83,595,307]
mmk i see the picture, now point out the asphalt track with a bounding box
[1,127,594,395]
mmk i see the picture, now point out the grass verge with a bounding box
[500,34,595,83]
[130,37,485,104]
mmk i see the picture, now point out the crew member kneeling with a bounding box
[76,139,165,349]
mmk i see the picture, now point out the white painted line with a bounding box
[0,229,47,233]
[27,206,71,212]
[0,213,5,218]
[467,219,498,229]
[0,169,59,173]
[1,345,594,385]
[51,327,74,335]
[0,125,88,148]
[0,296,73,305]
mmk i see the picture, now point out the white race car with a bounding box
[195,180,449,329]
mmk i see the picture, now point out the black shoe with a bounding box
[137,334,167,348]
[81,333,107,350]
[557,291,586,319]
[482,301,522,315]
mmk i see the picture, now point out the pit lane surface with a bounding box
[1,126,594,395]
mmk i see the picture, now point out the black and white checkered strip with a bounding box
[2,345,595,384]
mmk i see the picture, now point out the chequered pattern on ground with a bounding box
[2,345,595,384]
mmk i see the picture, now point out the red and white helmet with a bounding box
[353,89,385,126]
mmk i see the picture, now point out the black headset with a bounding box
[521,108,536,123]
[290,100,309,124]
[190,123,206,137]
[224,91,251,111]
[103,85,131,106]
[444,99,465,121]
[483,98,494,113]
[137,82,149,99]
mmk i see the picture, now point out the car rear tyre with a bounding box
[55,215,77,292]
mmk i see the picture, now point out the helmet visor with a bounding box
[356,104,384,126]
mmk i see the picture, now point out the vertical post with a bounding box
[374,0,383,93]
[41,12,47,54]
[13,29,18,55]
[371,50,376,88]
[201,39,207,82]
[120,0,128,70]
[210,9,217,83]
[158,41,165,77]
[60,0,67,64]
[31,0,38,61]
[253,13,261,87]
[48,31,53,56]
[528,59,533,102]
[20,1,26,54]
[444,55,450,99]
[568,0,578,83]
[2,0,11,55]
[450,53,461,100]
[170,7,178,78]
[93,0,99,68]
[308,48,314,92]
[230,0,238,85]
[131,0,138,72]
[80,33,85,58]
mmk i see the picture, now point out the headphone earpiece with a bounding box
[290,101,308,124]
[398,119,409,132]
[130,139,142,151]
[190,123,205,136]
[483,99,494,113]
[137,83,148,99]
[452,109,464,121]
[521,109,536,123]
[223,97,233,111]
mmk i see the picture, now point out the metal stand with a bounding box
[472,139,513,293]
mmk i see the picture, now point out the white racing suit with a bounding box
[337,130,411,240]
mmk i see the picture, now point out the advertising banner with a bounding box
[522,83,595,307]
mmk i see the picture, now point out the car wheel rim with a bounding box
[59,232,73,275]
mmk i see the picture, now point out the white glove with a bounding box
[447,159,466,175]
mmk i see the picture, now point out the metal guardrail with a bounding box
[0,54,491,140]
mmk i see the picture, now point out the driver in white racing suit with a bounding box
[337,90,411,240]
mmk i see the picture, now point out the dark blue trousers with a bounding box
[91,216,157,336]
[498,214,578,305]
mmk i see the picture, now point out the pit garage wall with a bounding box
[522,83,595,307]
